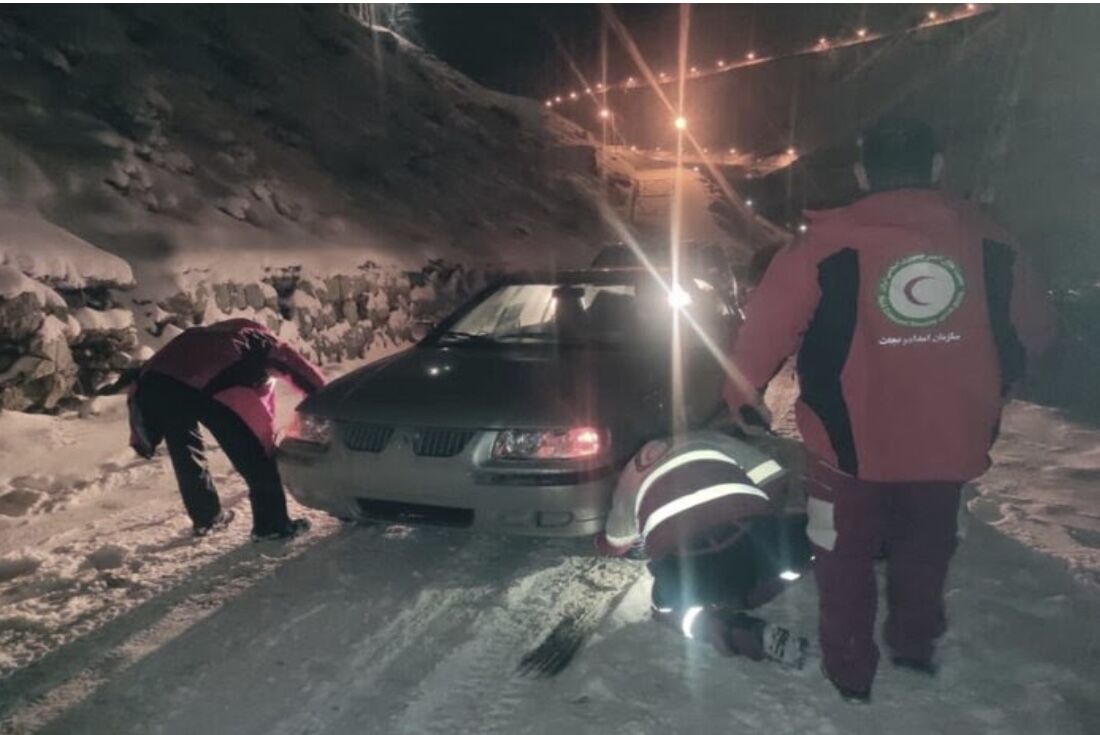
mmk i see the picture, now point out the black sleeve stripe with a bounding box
[797,248,860,476]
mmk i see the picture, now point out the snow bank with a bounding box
[0,210,134,289]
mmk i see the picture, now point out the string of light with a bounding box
[544,4,993,111]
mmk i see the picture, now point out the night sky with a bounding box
[415,4,992,220]
[415,5,937,98]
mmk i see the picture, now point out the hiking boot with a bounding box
[892,655,938,676]
[193,509,235,538]
[835,683,872,705]
[652,604,735,655]
[251,517,311,542]
[760,621,809,669]
[821,663,872,704]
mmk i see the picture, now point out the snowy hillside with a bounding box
[0,5,623,409]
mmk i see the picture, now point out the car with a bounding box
[277,266,736,537]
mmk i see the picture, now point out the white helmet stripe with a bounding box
[634,449,747,517]
[641,482,769,540]
[747,459,784,485]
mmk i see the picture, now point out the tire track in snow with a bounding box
[268,531,532,735]
[390,555,643,735]
[0,520,343,735]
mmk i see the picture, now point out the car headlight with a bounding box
[492,427,606,461]
[285,412,333,446]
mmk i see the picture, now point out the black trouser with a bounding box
[136,372,290,534]
[649,513,812,612]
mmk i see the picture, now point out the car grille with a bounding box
[413,429,476,458]
[340,423,394,453]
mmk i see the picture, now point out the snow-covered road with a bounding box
[1,386,1099,733]
[4,512,1098,735]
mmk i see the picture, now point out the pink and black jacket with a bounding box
[724,189,1055,483]
[129,319,325,457]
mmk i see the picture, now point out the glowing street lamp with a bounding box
[745,198,754,208]
[585,87,592,94]
[817,36,829,48]
[717,59,726,68]
[857,28,868,39]
[690,66,698,74]
[596,82,604,90]
[729,147,737,154]
[599,108,611,120]
[674,116,687,131]
[786,146,797,156]
[927,10,939,21]
[545,100,553,107]
[569,91,578,100]
[554,96,562,103]
[746,51,756,60]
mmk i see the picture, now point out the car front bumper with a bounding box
[277,433,614,537]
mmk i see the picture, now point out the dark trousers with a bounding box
[649,514,812,612]
[806,460,962,692]
[137,372,290,535]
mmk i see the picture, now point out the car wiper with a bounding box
[495,332,555,342]
[437,330,498,343]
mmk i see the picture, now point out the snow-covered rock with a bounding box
[0,266,65,310]
[72,308,135,335]
[85,545,128,572]
[0,316,76,411]
[0,292,45,341]
[0,551,41,582]
[0,211,134,290]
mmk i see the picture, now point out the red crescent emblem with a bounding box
[903,275,934,306]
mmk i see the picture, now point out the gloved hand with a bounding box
[706,405,773,439]
[593,532,644,559]
[732,402,774,437]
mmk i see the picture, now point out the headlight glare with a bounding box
[286,412,332,445]
[492,427,605,460]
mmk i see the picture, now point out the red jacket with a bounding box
[132,319,325,455]
[724,189,1055,483]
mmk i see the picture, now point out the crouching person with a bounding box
[127,319,325,540]
[595,430,812,668]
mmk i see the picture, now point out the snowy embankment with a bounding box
[0,388,1098,734]
[0,5,626,411]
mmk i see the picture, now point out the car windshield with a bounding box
[439,280,725,346]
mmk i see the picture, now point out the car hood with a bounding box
[303,344,662,429]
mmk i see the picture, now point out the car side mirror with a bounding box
[412,320,436,341]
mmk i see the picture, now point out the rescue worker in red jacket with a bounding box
[127,319,326,540]
[596,430,812,668]
[723,118,1056,702]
